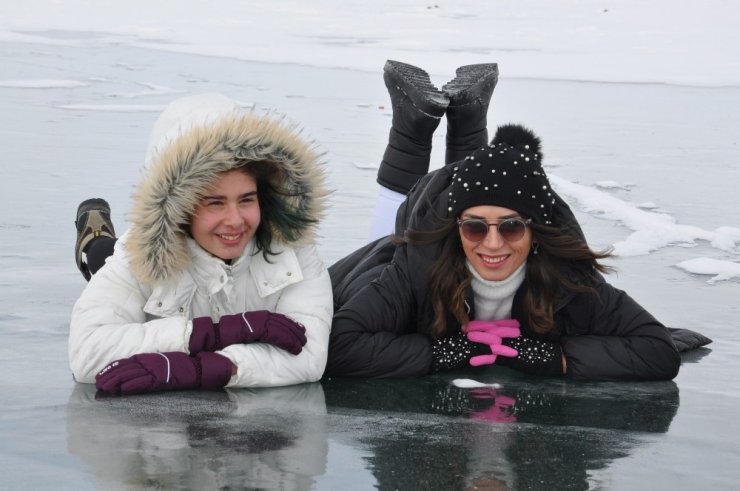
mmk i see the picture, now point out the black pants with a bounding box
[86,236,117,276]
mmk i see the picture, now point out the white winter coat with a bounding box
[69,93,333,387]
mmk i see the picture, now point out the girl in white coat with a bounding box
[69,93,333,394]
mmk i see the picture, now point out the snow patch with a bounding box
[676,258,740,284]
[452,379,502,389]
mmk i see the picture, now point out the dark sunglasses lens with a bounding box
[461,220,488,242]
[498,219,526,241]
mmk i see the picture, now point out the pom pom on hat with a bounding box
[491,124,542,157]
[447,124,555,225]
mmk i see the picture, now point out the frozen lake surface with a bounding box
[1,31,739,490]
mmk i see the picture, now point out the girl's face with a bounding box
[190,169,261,261]
[458,205,532,281]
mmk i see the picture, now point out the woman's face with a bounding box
[190,169,261,261]
[458,205,532,281]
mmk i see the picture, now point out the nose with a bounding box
[222,202,242,226]
[481,224,505,248]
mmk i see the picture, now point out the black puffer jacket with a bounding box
[327,163,695,380]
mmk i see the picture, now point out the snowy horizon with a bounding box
[2,0,739,87]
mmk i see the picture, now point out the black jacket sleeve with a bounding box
[326,260,434,378]
[558,281,681,381]
[325,167,458,379]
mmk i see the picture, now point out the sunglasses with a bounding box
[457,217,532,243]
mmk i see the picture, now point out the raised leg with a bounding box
[442,63,498,164]
[376,60,449,194]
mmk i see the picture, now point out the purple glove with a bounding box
[95,352,233,395]
[464,319,521,366]
[189,310,307,355]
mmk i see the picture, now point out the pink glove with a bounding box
[464,319,521,367]
[469,388,517,423]
[95,352,233,395]
[190,310,307,355]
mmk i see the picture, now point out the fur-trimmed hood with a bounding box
[127,93,329,285]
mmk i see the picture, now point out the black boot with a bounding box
[377,60,449,194]
[442,63,498,164]
[75,198,116,280]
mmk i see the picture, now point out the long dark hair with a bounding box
[523,222,613,333]
[243,160,319,262]
[405,215,613,338]
[403,217,467,339]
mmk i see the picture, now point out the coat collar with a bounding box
[142,238,304,317]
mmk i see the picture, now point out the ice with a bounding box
[104,82,185,99]
[595,180,633,190]
[55,104,167,112]
[0,79,89,88]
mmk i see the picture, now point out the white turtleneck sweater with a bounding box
[468,262,526,321]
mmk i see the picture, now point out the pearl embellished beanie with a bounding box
[447,124,555,225]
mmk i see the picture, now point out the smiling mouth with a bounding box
[480,254,507,264]
[218,233,242,241]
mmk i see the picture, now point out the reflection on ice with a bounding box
[321,373,680,490]
[67,383,328,490]
[64,373,681,490]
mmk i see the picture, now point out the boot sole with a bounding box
[442,63,499,106]
[384,60,449,117]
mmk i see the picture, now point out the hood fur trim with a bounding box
[128,111,329,285]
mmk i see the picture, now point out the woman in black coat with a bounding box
[326,61,709,380]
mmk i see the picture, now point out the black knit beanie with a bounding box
[447,124,555,225]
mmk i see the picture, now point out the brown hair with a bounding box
[404,216,613,338]
[521,222,613,333]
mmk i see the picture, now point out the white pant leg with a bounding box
[367,186,406,242]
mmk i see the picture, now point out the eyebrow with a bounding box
[201,191,258,200]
